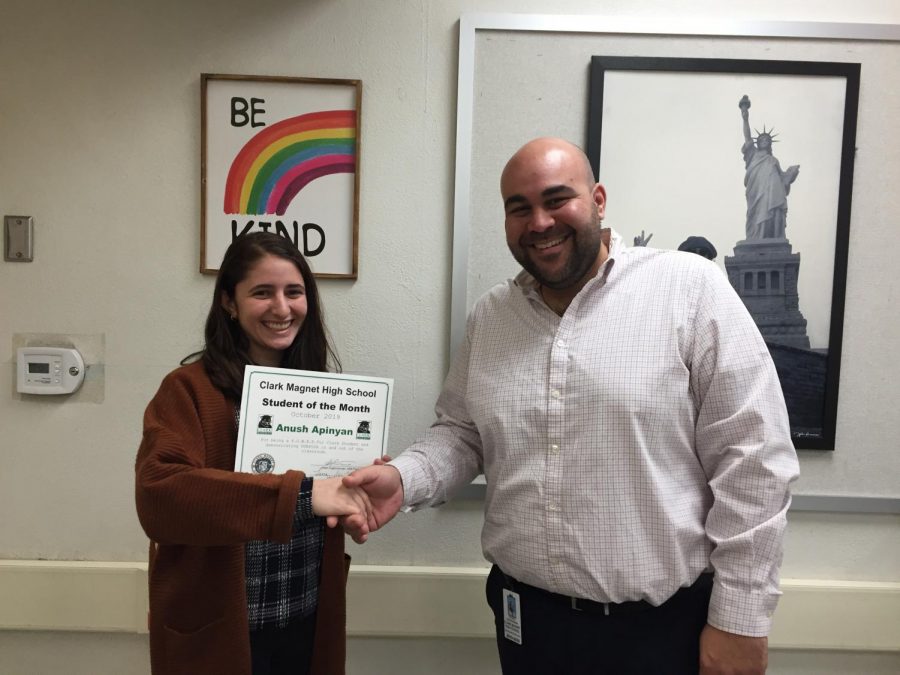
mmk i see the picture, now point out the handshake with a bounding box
[310,457,402,544]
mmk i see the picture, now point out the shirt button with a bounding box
[557,339,565,348]
[550,389,561,399]
[548,502,560,512]
[549,444,559,455]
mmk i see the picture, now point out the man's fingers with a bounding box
[342,512,369,533]
[342,468,375,488]
[341,511,371,544]
[354,487,375,518]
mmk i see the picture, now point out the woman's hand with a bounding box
[311,476,373,530]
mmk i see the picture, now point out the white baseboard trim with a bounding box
[1,561,898,651]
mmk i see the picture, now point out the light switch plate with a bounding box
[4,215,34,261]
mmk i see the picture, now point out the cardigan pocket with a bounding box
[163,613,246,675]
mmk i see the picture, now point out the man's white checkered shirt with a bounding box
[392,231,799,637]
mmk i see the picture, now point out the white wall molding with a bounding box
[1,561,898,652]
[0,561,147,633]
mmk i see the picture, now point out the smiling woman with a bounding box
[135,232,360,675]
[222,254,309,367]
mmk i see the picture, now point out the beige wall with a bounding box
[2,1,899,673]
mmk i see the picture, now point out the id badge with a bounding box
[502,588,523,644]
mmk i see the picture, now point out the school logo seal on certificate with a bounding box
[234,366,393,478]
[251,453,275,474]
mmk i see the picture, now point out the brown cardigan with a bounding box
[135,361,346,675]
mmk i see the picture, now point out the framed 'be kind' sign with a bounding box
[201,74,362,278]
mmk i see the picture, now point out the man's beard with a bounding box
[510,223,603,290]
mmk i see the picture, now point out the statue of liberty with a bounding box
[739,95,800,239]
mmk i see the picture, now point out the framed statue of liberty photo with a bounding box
[587,56,860,450]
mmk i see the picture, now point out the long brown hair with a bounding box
[184,232,340,400]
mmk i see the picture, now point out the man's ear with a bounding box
[221,291,235,318]
[593,183,607,219]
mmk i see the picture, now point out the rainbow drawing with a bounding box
[224,109,357,216]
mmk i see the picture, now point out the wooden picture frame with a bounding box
[201,73,361,278]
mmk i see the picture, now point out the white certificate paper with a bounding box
[234,366,393,478]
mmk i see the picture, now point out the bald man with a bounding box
[344,138,798,674]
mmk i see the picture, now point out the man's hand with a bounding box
[340,464,404,543]
[310,476,373,530]
[700,624,767,675]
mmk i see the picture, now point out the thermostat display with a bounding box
[17,347,85,395]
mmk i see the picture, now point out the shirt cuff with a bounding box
[389,454,431,510]
[295,476,316,522]
[707,578,780,637]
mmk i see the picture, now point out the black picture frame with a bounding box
[587,56,860,450]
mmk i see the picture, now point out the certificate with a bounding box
[234,366,393,478]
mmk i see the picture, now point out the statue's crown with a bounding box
[753,125,779,144]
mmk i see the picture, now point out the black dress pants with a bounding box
[249,611,317,675]
[486,565,713,675]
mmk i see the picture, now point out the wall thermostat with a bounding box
[17,347,85,395]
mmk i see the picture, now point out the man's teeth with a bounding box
[534,236,566,250]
